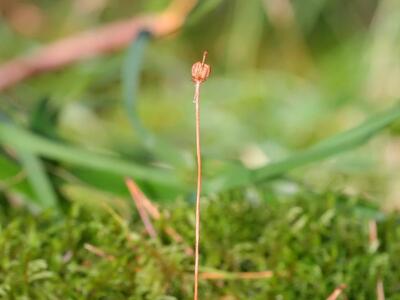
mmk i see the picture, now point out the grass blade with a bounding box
[186,0,225,26]
[122,31,187,168]
[205,103,400,193]
[253,103,400,181]
[16,150,58,209]
[0,122,182,188]
[3,103,398,198]
[0,154,32,197]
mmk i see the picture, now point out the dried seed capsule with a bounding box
[192,51,211,83]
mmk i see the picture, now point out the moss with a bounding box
[0,191,399,299]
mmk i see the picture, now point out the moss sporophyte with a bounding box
[191,51,211,300]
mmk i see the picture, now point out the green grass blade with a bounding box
[252,103,400,181]
[0,154,33,198]
[203,161,252,194]
[186,0,224,25]
[16,150,58,209]
[122,31,187,168]
[0,123,182,188]
[122,31,150,133]
[204,103,400,193]
[4,103,398,198]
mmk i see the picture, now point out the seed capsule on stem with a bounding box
[192,51,211,83]
[192,51,211,103]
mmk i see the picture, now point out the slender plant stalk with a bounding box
[194,82,201,300]
[191,52,211,300]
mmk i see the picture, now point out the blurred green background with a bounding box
[2,0,400,298]
[1,0,400,210]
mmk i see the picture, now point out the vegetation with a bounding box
[1,0,400,298]
[1,190,399,299]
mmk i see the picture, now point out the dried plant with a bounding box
[191,51,211,300]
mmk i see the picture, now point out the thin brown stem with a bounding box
[193,81,202,300]
[191,51,210,300]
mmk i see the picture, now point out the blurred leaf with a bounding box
[16,150,58,209]
[122,31,187,168]
[204,161,252,193]
[0,122,183,189]
[205,103,400,193]
[2,102,399,198]
[30,98,60,139]
[186,0,225,25]
[0,154,21,180]
[61,183,130,218]
[292,0,329,33]
[0,154,32,198]
[253,103,400,181]
[69,168,129,196]
[226,0,264,70]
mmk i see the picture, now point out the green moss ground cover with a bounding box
[0,189,399,299]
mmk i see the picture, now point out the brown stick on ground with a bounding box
[125,178,161,220]
[125,178,158,239]
[369,220,378,246]
[0,0,197,91]
[377,278,385,300]
[125,177,194,255]
[84,243,115,261]
[368,220,385,300]
[326,284,347,300]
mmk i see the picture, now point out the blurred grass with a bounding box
[2,102,399,207]
[0,123,181,188]
[122,31,188,168]
[15,150,57,209]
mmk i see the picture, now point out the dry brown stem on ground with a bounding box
[368,220,385,300]
[125,178,158,239]
[326,284,347,300]
[377,278,385,300]
[125,177,193,255]
[125,178,161,220]
[369,219,378,246]
[84,243,115,261]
